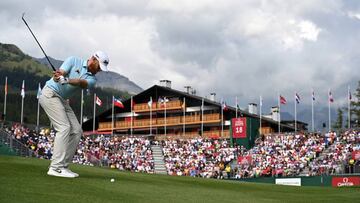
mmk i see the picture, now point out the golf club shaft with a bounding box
[22,13,56,71]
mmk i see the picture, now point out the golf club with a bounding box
[22,13,66,84]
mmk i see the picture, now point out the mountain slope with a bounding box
[0,42,132,125]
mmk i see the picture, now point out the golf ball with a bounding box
[110,178,115,182]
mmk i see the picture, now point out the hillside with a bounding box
[0,43,132,125]
[0,155,358,203]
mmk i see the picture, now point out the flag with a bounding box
[328,90,334,103]
[96,96,102,106]
[295,93,300,104]
[312,90,315,101]
[260,96,263,107]
[222,101,228,111]
[113,97,124,108]
[280,95,286,104]
[4,77,7,95]
[36,83,42,99]
[20,80,25,98]
[159,97,169,107]
[148,97,153,108]
[236,104,240,110]
[349,89,352,101]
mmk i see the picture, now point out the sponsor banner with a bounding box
[231,118,246,138]
[352,150,360,160]
[275,178,301,186]
[332,177,360,187]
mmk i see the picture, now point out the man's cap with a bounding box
[93,51,109,72]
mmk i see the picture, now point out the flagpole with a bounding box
[328,89,331,132]
[150,96,152,135]
[183,97,186,137]
[201,98,204,136]
[131,96,133,136]
[348,85,351,129]
[259,95,262,135]
[112,95,114,136]
[93,93,96,133]
[21,96,24,124]
[311,89,314,132]
[21,80,25,124]
[221,98,224,137]
[164,97,167,136]
[3,77,7,123]
[295,92,297,134]
[278,93,280,134]
[80,89,84,126]
[36,83,40,129]
[235,96,238,118]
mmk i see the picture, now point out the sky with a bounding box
[0,0,359,116]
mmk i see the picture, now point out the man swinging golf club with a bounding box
[40,51,109,178]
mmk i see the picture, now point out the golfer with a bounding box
[39,51,109,178]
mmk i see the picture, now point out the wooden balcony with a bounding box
[98,114,221,131]
[133,100,183,112]
[154,130,230,140]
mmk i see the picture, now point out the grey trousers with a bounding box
[39,86,82,169]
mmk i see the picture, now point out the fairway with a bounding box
[0,155,358,203]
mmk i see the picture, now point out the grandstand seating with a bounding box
[2,122,359,179]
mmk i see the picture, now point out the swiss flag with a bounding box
[96,96,102,106]
[280,95,287,104]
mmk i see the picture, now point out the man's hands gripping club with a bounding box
[53,70,88,88]
[53,70,68,84]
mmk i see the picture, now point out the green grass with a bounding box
[0,155,358,203]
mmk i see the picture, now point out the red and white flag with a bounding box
[96,96,102,106]
[280,95,287,104]
[113,97,124,108]
[222,101,228,111]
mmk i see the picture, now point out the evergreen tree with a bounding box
[350,81,360,127]
[334,107,343,129]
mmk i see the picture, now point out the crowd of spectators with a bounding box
[2,123,359,179]
[4,123,154,173]
[161,138,237,178]
[4,123,54,159]
[308,130,360,176]
[235,133,325,178]
[74,135,154,173]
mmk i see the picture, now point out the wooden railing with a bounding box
[154,130,230,140]
[98,113,221,131]
[133,100,183,112]
[203,113,220,121]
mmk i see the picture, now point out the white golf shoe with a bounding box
[47,168,77,178]
[63,168,79,177]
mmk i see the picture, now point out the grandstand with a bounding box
[1,121,359,187]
